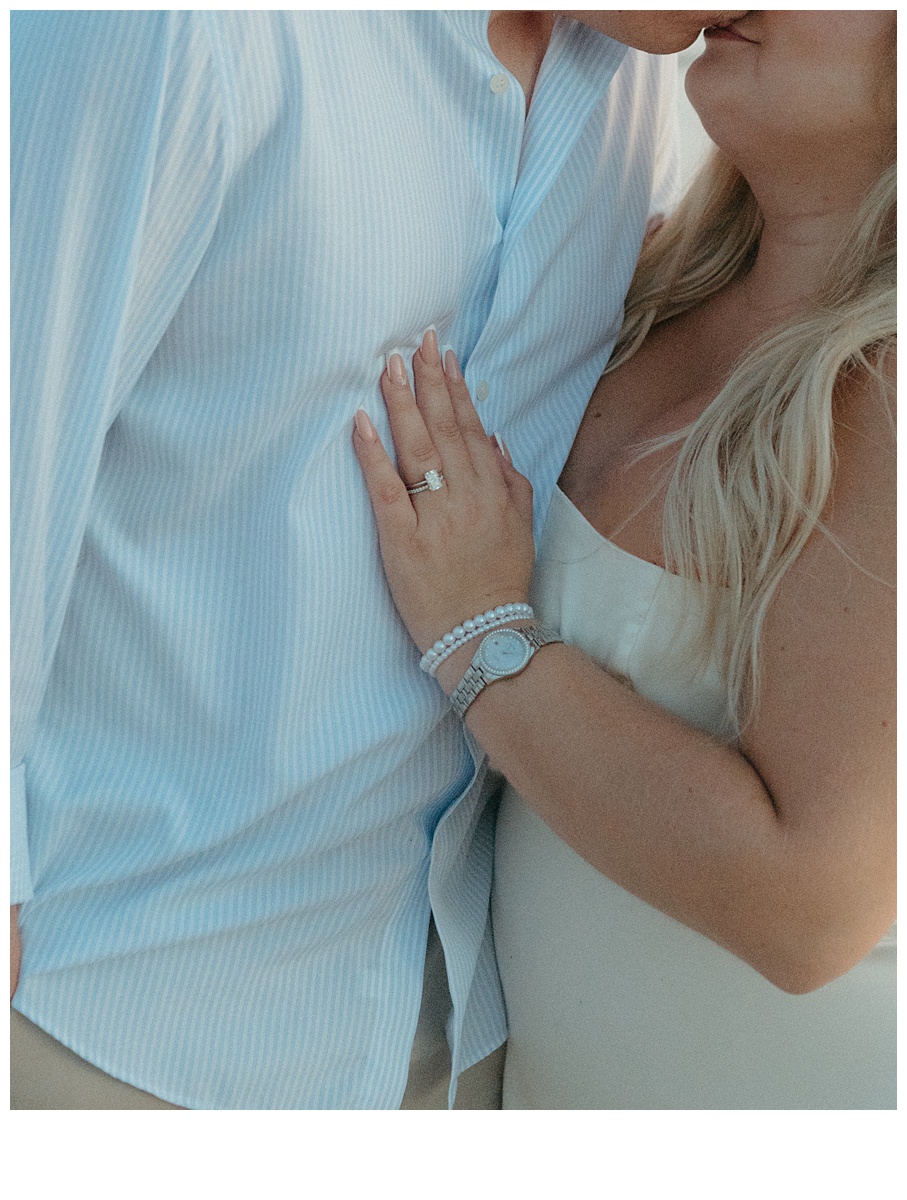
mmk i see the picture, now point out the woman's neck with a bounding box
[737,149,888,314]
[737,211,853,316]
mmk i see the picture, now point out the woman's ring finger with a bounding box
[405,469,446,496]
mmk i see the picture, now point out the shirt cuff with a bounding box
[10,763,34,905]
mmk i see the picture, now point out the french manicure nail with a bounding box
[386,350,407,386]
[420,327,440,365]
[354,408,377,441]
[443,347,461,381]
[493,432,511,461]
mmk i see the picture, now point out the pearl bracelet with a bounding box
[420,603,535,676]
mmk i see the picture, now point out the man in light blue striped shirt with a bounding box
[11,10,736,1109]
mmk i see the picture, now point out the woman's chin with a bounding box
[683,70,745,162]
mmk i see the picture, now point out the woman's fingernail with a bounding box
[443,347,461,382]
[386,350,407,386]
[493,432,511,462]
[354,409,377,441]
[420,326,440,366]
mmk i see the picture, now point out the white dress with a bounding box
[492,486,896,1109]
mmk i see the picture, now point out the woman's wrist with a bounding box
[432,616,538,696]
[420,601,534,674]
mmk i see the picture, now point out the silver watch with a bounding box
[448,623,562,718]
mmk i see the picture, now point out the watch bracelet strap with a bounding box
[448,623,563,719]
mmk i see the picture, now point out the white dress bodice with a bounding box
[492,486,896,1109]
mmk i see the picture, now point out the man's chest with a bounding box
[122,12,662,504]
[149,13,640,371]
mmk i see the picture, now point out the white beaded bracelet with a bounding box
[420,603,534,676]
[425,616,512,676]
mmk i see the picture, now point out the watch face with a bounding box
[477,629,532,677]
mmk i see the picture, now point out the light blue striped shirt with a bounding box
[11,10,679,1108]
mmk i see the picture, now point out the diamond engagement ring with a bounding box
[405,469,445,495]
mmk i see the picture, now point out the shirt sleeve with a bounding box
[10,11,227,903]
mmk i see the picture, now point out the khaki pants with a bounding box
[10,923,504,1110]
[10,1010,183,1109]
[399,917,504,1110]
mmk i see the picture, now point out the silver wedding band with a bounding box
[405,469,445,496]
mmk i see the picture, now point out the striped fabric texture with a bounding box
[11,10,679,1108]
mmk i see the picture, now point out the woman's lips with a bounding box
[704,23,758,44]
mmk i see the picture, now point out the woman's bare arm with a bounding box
[355,333,895,992]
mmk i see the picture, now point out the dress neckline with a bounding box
[551,485,670,577]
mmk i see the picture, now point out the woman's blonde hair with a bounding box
[607,151,896,730]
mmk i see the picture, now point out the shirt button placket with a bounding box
[489,72,511,95]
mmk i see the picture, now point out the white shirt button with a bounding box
[475,380,490,403]
[489,73,510,95]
